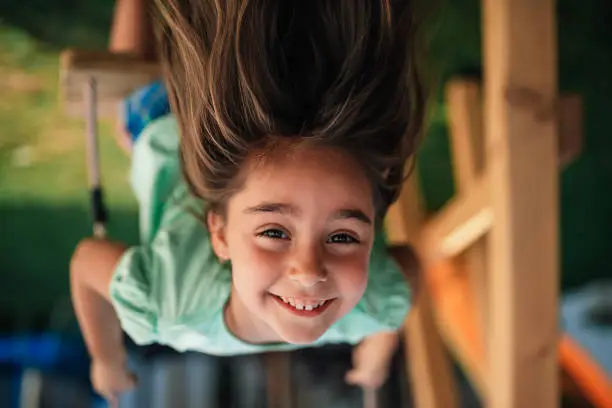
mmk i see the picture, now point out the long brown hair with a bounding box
[154,0,426,219]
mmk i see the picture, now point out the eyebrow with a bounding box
[244,202,372,225]
[334,209,373,225]
[244,202,298,216]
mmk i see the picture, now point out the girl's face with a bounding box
[208,145,376,344]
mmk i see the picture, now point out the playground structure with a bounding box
[58,0,611,407]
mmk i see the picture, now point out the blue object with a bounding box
[122,80,171,143]
[0,334,93,408]
[561,281,612,377]
[0,334,88,371]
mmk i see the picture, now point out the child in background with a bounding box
[70,0,425,403]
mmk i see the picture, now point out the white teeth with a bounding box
[277,296,328,311]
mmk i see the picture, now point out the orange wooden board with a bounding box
[426,259,612,407]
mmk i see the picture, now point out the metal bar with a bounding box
[83,77,107,238]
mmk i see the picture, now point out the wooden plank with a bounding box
[426,259,488,397]
[387,174,458,408]
[59,49,161,119]
[445,79,486,188]
[405,284,459,408]
[419,174,491,263]
[427,259,612,408]
[482,1,560,408]
[445,77,489,400]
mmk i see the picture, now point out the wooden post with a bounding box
[445,78,489,402]
[482,1,559,408]
[387,174,459,408]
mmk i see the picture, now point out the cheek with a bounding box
[328,252,370,302]
[227,234,282,295]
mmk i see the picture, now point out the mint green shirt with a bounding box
[109,115,411,356]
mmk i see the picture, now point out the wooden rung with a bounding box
[420,175,491,262]
[59,48,161,119]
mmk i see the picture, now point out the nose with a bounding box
[288,245,327,288]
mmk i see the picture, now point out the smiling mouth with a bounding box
[270,294,334,317]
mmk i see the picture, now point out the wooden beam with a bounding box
[426,259,488,397]
[445,79,489,378]
[482,1,560,408]
[419,175,491,263]
[388,174,459,408]
[445,78,582,169]
[405,285,459,408]
[445,79,486,187]
[59,49,161,119]
[427,259,612,408]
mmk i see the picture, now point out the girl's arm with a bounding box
[70,239,128,365]
[346,245,421,390]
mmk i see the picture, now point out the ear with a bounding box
[207,211,229,262]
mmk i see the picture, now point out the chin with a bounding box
[277,328,327,345]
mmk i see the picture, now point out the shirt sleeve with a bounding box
[109,245,161,345]
[356,229,412,330]
[109,213,231,347]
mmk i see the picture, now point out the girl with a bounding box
[71,0,425,402]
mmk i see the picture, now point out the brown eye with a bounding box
[327,233,359,244]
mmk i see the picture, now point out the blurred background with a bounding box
[0,0,610,407]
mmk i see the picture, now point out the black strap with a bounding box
[90,187,108,225]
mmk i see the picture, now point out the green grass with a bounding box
[0,24,138,331]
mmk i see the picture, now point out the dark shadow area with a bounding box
[0,340,414,408]
[0,0,114,50]
[0,203,138,333]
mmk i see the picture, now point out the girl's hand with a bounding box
[345,331,399,390]
[91,358,137,407]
